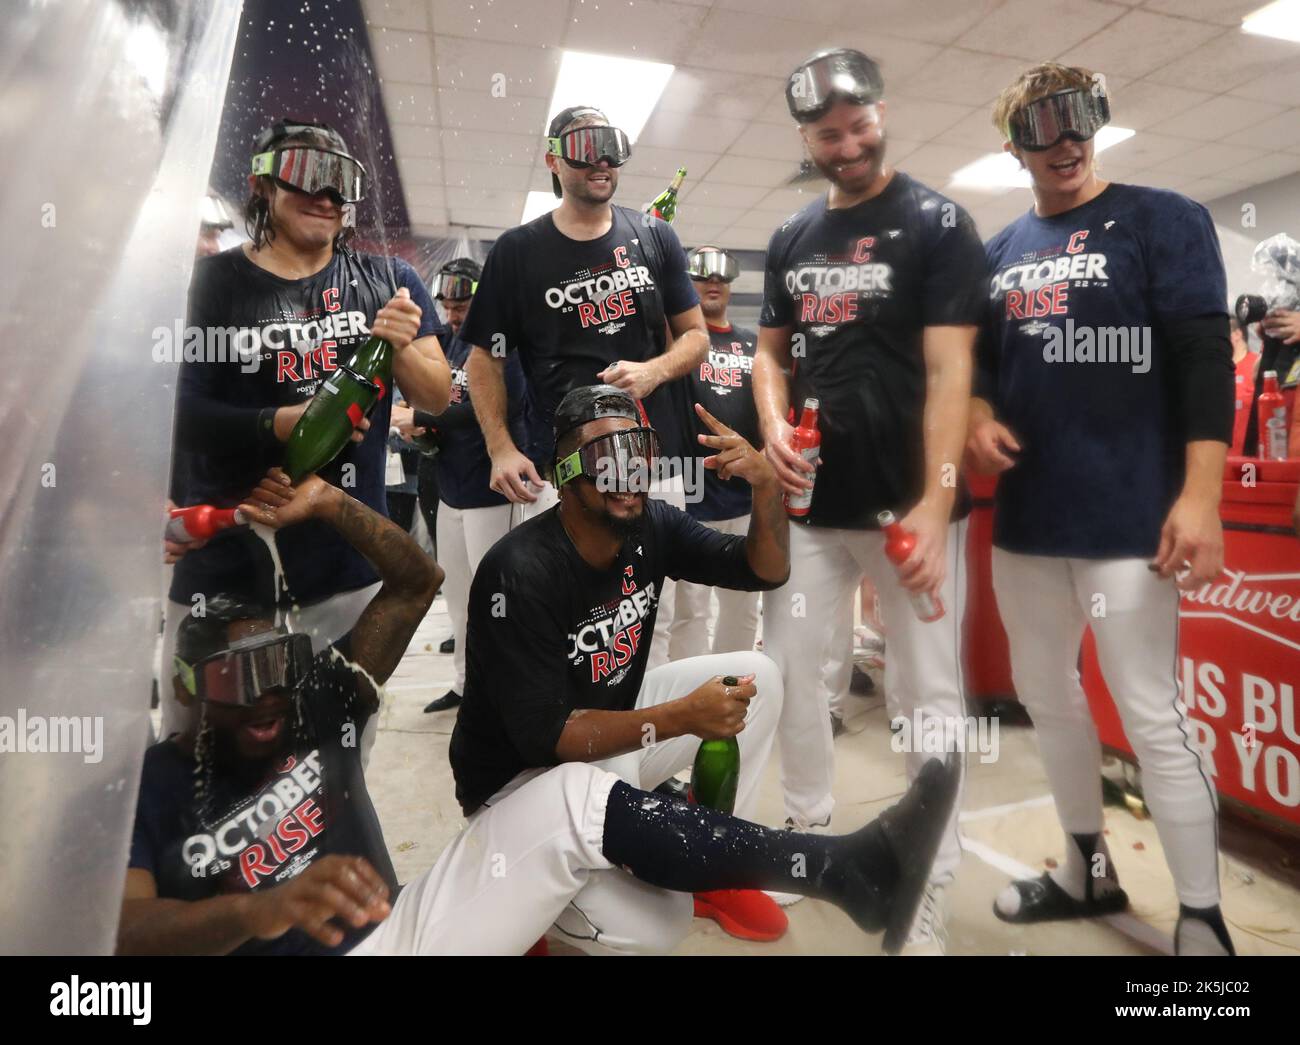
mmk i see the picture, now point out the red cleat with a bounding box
[693,889,788,942]
[523,936,549,956]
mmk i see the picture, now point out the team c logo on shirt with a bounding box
[568,578,658,684]
[992,231,1110,320]
[699,345,753,389]
[543,247,658,330]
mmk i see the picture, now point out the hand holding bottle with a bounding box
[371,286,423,354]
[762,415,815,497]
[676,673,755,740]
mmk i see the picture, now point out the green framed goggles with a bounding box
[555,427,660,492]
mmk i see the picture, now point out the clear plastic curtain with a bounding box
[0,0,243,954]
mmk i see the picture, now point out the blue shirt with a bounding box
[980,184,1227,558]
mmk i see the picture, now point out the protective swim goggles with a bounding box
[687,247,739,284]
[1008,87,1110,152]
[546,125,632,169]
[555,427,660,493]
[433,272,477,301]
[175,631,314,707]
[251,146,368,204]
[785,49,884,123]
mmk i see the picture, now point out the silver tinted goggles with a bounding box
[555,427,660,493]
[1008,87,1110,152]
[687,247,739,283]
[251,146,367,203]
[786,50,884,122]
[175,631,314,707]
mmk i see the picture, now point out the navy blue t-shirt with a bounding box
[460,206,699,469]
[170,247,443,606]
[760,172,987,529]
[128,637,398,956]
[687,323,761,522]
[434,330,529,510]
[980,184,1228,558]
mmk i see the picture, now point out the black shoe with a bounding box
[830,712,845,738]
[423,689,462,713]
[993,872,1129,925]
[653,777,690,801]
[877,754,961,955]
[850,665,875,694]
[439,637,455,654]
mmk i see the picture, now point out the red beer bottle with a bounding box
[1257,370,1288,460]
[165,505,245,543]
[877,510,945,623]
[784,397,820,517]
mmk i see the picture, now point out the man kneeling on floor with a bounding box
[117,458,958,956]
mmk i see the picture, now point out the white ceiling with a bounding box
[361,0,1300,247]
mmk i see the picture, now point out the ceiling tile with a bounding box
[900,141,994,182]
[678,203,749,226]
[445,187,527,211]
[1141,0,1271,26]
[369,27,435,85]
[433,35,560,98]
[830,33,944,83]
[383,81,440,124]
[1096,130,1203,168]
[391,122,442,158]
[1148,94,1287,142]
[721,226,783,250]
[441,159,534,191]
[447,207,520,229]
[893,48,1036,106]
[440,128,539,165]
[1222,108,1300,150]
[1145,25,1300,93]
[1057,9,1226,80]
[562,0,710,64]
[624,144,724,181]
[935,110,1008,151]
[1109,80,1214,130]
[638,109,749,153]
[729,121,802,161]
[954,0,1126,61]
[408,204,449,226]
[683,9,830,76]
[829,0,1007,45]
[887,97,980,143]
[430,0,569,47]
[437,89,548,135]
[756,186,824,213]
[712,0,854,24]
[657,68,785,124]
[404,184,447,209]
[396,156,444,186]
[1216,151,1300,184]
[681,181,771,209]
[706,154,805,189]
[361,0,429,32]
[1228,66,1300,107]
[1153,140,1268,177]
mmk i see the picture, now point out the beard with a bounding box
[699,297,725,321]
[565,169,618,205]
[601,502,644,539]
[812,135,886,193]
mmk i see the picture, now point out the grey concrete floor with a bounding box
[366,595,1300,956]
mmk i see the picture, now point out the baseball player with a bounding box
[971,63,1235,955]
[119,467,960,955]
[669,246,764,659]
[752,49,987,953]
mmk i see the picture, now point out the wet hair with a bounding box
[991,62,1100,143]
[175,593,275,666]
[243,124,356,252]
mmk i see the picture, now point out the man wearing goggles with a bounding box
[121,469,444,955]
[405,257,527,716]
[462,104,709,671]
[670,247,764,663]
[163,118,451,741]
[973,63,1236,955]
[754,48,987,954]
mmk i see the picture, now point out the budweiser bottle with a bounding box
[165,505,244,543]
[785,398,820,517]
[1257,370,1288,460]
[877,510,945,622]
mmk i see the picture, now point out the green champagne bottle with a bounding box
[689,675,741,814]
[281,366,380,480]
[281,331,394,480]
[648,167,686,223]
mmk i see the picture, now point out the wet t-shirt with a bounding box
[760,172,986,529]
[460,206,699,469]
[171,246,444,606]
[128,637,397,956]
[449,499,779,814]
[981,184,1228,557]
[687,323,761,522]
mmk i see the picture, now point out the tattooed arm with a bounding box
[239,470,444,708]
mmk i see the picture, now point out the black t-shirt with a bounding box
[171,247,444,606]
[459,206,699,469]
[981,184,1229,557]
[449,499,779,814]
[433,330,529,510]
[128,637,397,956]
[760,172,987,529]
[687,323,761,522]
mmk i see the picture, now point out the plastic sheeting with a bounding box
[0,0,242,954]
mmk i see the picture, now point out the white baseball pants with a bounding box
[435,501,513,693]
[668,513,761,660]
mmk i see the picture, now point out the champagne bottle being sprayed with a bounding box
[282,333,395,481]
[647,167,686,223]
[689,675,742,813]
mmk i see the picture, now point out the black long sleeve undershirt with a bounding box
[1162,312,1233,445]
